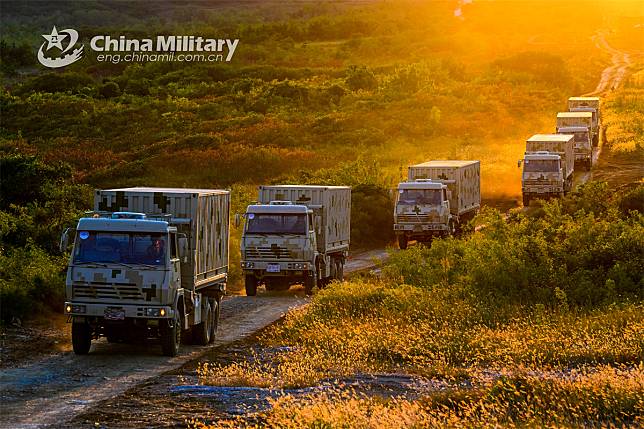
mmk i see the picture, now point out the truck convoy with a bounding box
[238,185,351,296]
[567,96,601,146]
[394,161,480,249]
[61,188,230,356]
[556,111,594,171]
[519,134,574,206]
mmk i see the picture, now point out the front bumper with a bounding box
[64,302,174,319]
[522,186,563,194]
[575,153,591,161]
[241,260,311,276]
[394,223,448,232]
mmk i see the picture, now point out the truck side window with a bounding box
[170,233,177,259]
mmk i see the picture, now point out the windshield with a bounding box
[246,213,307,235]
[524,159,560,173]
[397,189,442,205]
[74,231,167,265]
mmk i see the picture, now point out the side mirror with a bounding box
[315,215,322,235]
[178,234,189,263]
[517,159,523,168]
[234,213,241,228]
[59,227,74,253]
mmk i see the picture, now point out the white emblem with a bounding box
[38,26,84,68]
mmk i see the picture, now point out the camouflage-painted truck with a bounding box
[556,111,594,171]
[519,134,574,206]
[237,185,351,296]
[394,161,480,249]
[60,188,230,356]
[567,97,601,146]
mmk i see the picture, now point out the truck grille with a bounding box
[72,282,144,300]
[524,179,558,186]
[245,246,294,260]
[396,214,433,223]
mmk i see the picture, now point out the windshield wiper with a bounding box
[74,261,109,268]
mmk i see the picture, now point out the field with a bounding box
[0,1,643,426]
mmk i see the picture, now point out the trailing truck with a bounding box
[519,134,574,206]
[568,97,601,146]
[238,185,351,296]
[557,126,592,171]
[60,188,230,356]
[394,161,480,249]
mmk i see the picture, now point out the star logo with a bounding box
[37,26,84,68]
[42,26,68,51]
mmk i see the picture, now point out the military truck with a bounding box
[394,161,480,249]
[238,185,350,295]
[60,188,230,356]
[519,134,574,206]
[557,126,592,171]
[568,97,601,146]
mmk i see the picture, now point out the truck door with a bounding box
[169,232,181,288]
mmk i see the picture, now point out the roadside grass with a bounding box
[197,185,643,426]
[195,365,643,428]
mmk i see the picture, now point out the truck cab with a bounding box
[519,151,564,206]
[240,202,318,295]
[557,126,592,171]
[394,180,453,249]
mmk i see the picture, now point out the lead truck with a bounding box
[394,161,480,249]
[519,134,574,206]
[238,185,350,296]
[60,188,230,356]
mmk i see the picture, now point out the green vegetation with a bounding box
[0,154,90,322]
[198,184,643,427]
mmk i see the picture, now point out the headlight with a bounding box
[241,261,255,268]
[145,308,163,317]
[293,263,308,270]
[66,304,86,314]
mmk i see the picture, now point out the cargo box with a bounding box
[408,161,481,216]
[95,187,230,290]
[257,185,351,253]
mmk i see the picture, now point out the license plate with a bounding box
[266,264,281,273]
[104,308,125,321]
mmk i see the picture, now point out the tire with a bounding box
[448,220,456,237]
[160,310,181,357]
[210,297,220,342]
[192,302,211,346]
[523,195,530,207]
[586,160,592,171]
[245,275,258,296]
[304,272,316,296]
[398,235,408,250]
[72,322,92,355]
[335,259,344,282]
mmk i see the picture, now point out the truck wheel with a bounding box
[523,195,530,207]
[335,259,344,281]
[398,235,408,250]
[210,297,220,342]
[245,275,258,296]
[71,322,92,355]
[304,272,316,296]
[193,303,211,346]
[160,310,181,357]
[586,160,592,171]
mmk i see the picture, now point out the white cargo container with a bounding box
[568,97,601,146]
[407,161,481,216]
[394,160,480,249]
[257,185,351,252]
[239,185,351,295]
[61,187,230,356]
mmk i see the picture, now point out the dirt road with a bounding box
[0,250,389,429]
[585,31,632,96]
